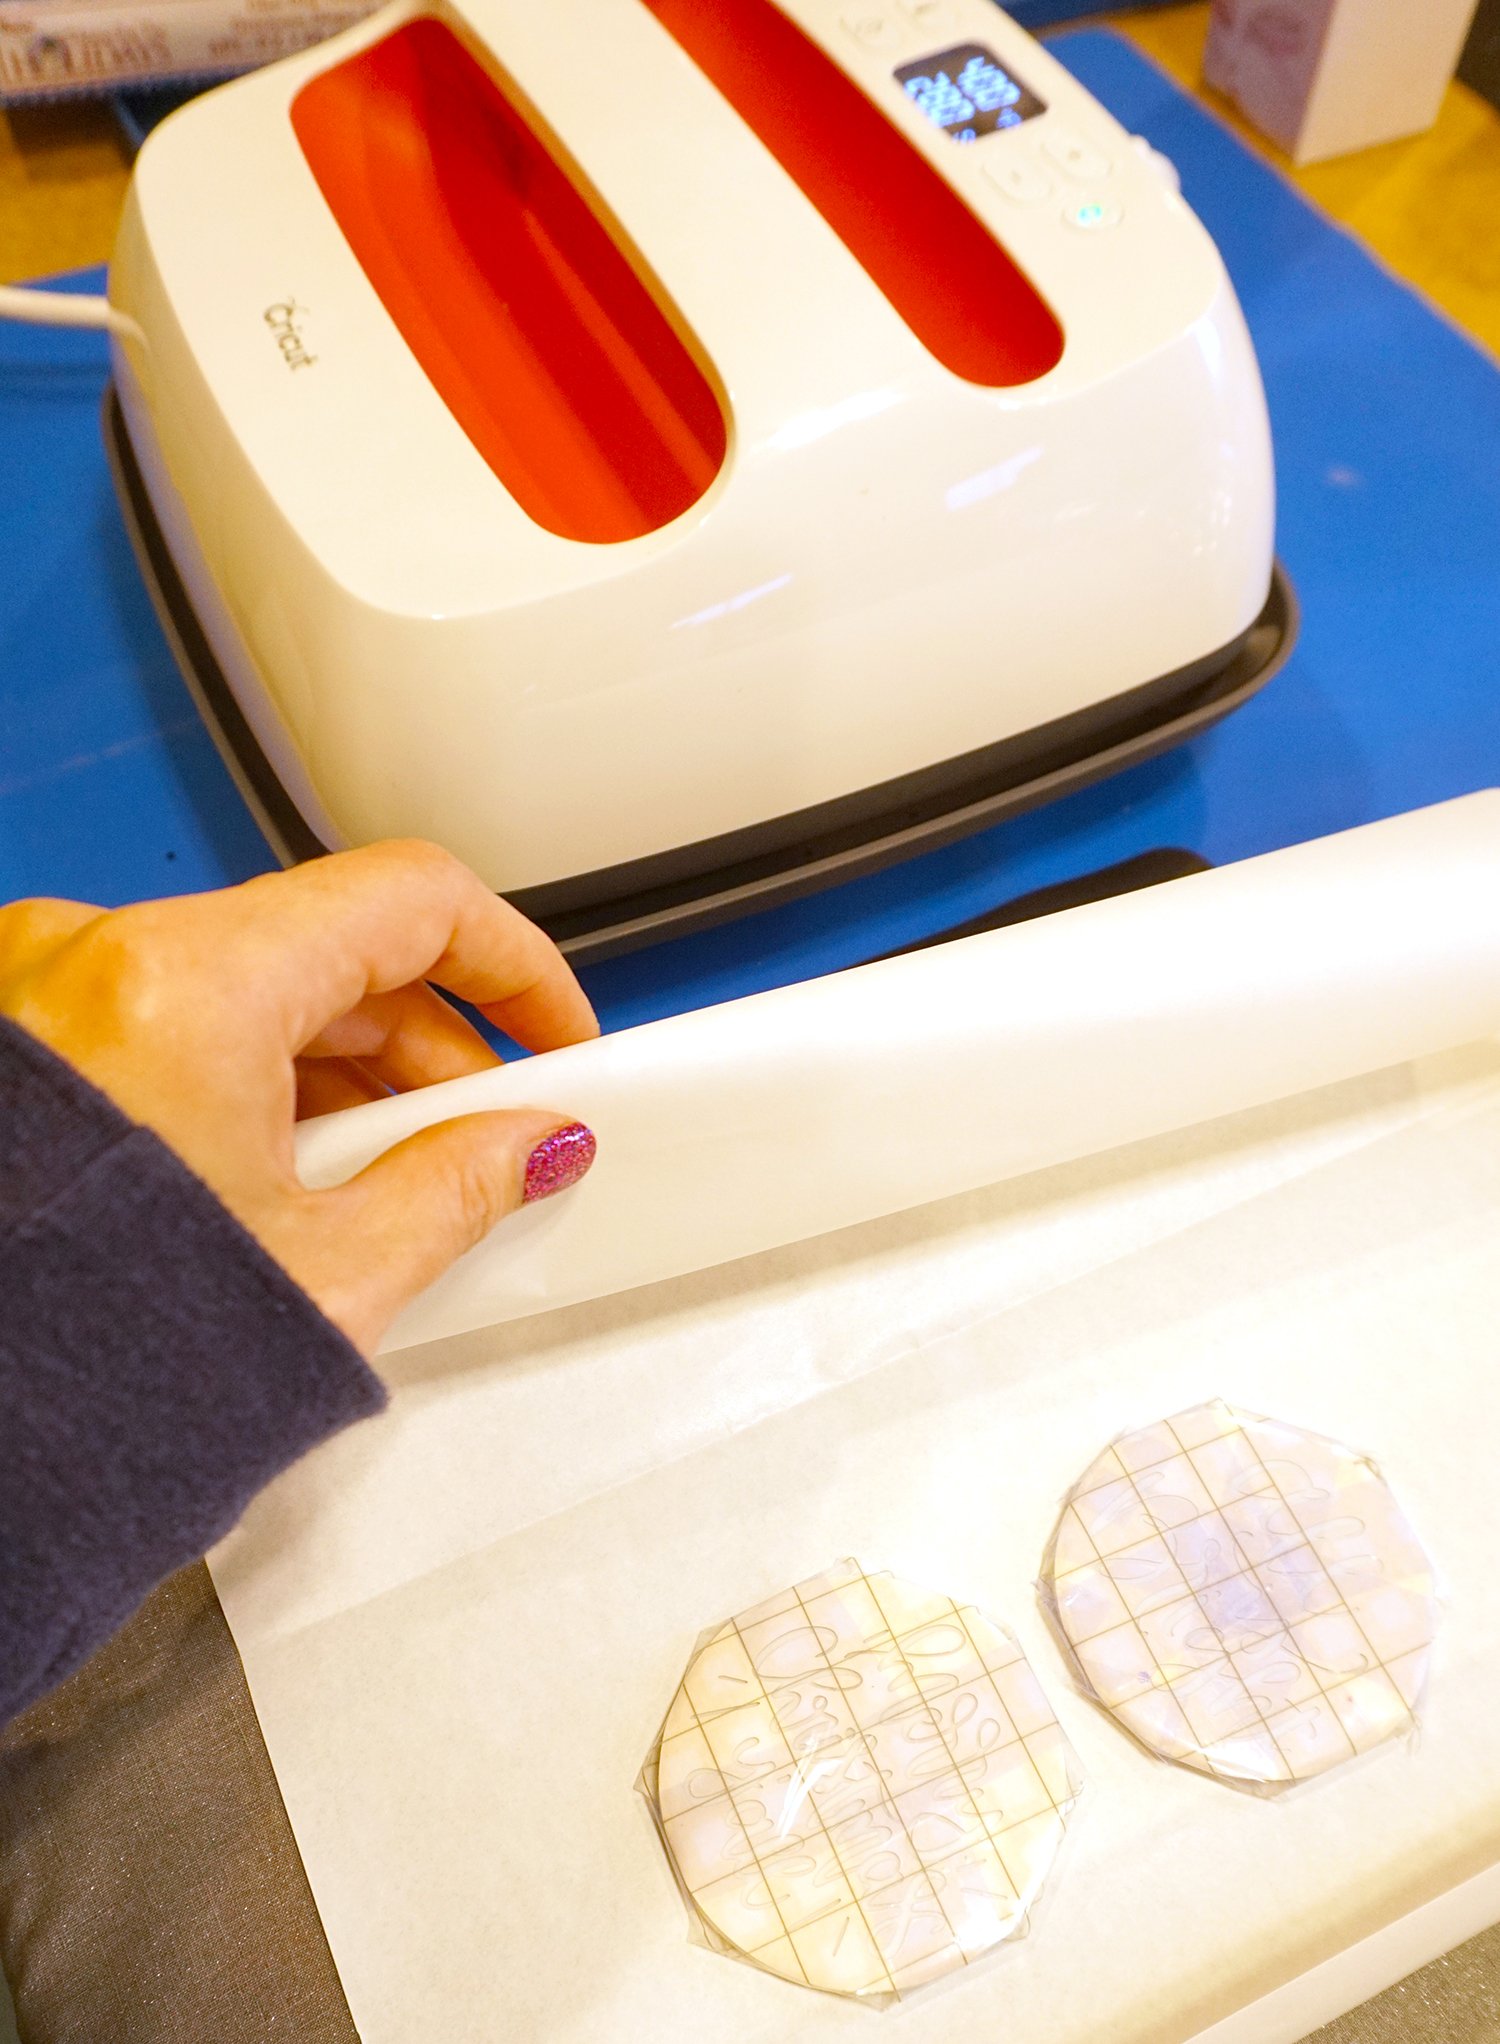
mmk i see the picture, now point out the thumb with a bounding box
[319,1109,596,1350]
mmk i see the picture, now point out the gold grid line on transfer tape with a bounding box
[677,1684,814,1985]
[1162,1416,1357,1764]
[1089,1432,1304,1777]
[668,1566,880,1994]
[1052,1413,1415,1775]
[728,1597,898,1996]
[728,1583,1034,1987]
[1059,1430,1363,1769]
[667,1567,1066,1994]
[786,1576,1015,1982]
[1209,1419,1411,1749]
[727,1584,986,1987]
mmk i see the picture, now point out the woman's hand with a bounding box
[0,842,599,1353]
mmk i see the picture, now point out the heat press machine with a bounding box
[105,0,1295,960]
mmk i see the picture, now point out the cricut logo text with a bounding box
[264,300,317,371]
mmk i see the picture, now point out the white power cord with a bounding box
[0,283,140,341]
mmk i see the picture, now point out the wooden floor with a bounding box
[3,2,1500,354]
[1117,4,1500,354]
[0,95,130,283]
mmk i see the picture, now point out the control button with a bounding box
[1043,128,1113,182]
[841,9,901,47]
[1065,195,1123,231]
[984,153,1053,204]
[1131,132,1182,191]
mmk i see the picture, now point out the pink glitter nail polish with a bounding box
[522,1122,597,1204]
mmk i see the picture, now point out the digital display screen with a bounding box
[895,44,1046,143]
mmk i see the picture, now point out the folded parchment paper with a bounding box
[296,794,1500,1353]
[217,1080,1500,2044]
[208,795,1500,2042]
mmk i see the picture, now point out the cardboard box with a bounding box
[1204,0,1482,162]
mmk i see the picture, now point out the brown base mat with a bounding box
[0,1564,357,2044]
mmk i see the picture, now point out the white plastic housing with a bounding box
[109,0,1275,892]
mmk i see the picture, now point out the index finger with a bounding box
[222,841,599,1054]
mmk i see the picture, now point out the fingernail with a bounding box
[523,1122,597,1204]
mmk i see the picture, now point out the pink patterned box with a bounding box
[1204,0,1480,163]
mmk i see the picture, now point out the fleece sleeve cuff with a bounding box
[0,1014,386,1725]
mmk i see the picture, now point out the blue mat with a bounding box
[3,30,1499,1036]
[1006,2,1175,25]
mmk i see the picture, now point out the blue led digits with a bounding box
[904,66,976,130]
[959,53,1020,115]
[895,42,1046,142]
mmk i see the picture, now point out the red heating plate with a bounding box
[292,17,728,544]
[640,0,1064,387]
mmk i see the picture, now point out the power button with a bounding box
[841,9,900,48]
[985,154,1053,204]
[1066,195,1123,231]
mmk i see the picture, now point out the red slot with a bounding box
[292,18,728,545]
[640,0,1063,387]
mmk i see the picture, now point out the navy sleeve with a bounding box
[0,1014,386,1726]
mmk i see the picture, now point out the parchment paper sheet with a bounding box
[218,1043,1500,1647]
[214,1065,1500,2044]
[210,796,1500,2040]
[294,796,1500,1354]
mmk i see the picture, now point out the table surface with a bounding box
[3,8,1500,2042]
[5,1,1498,356]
